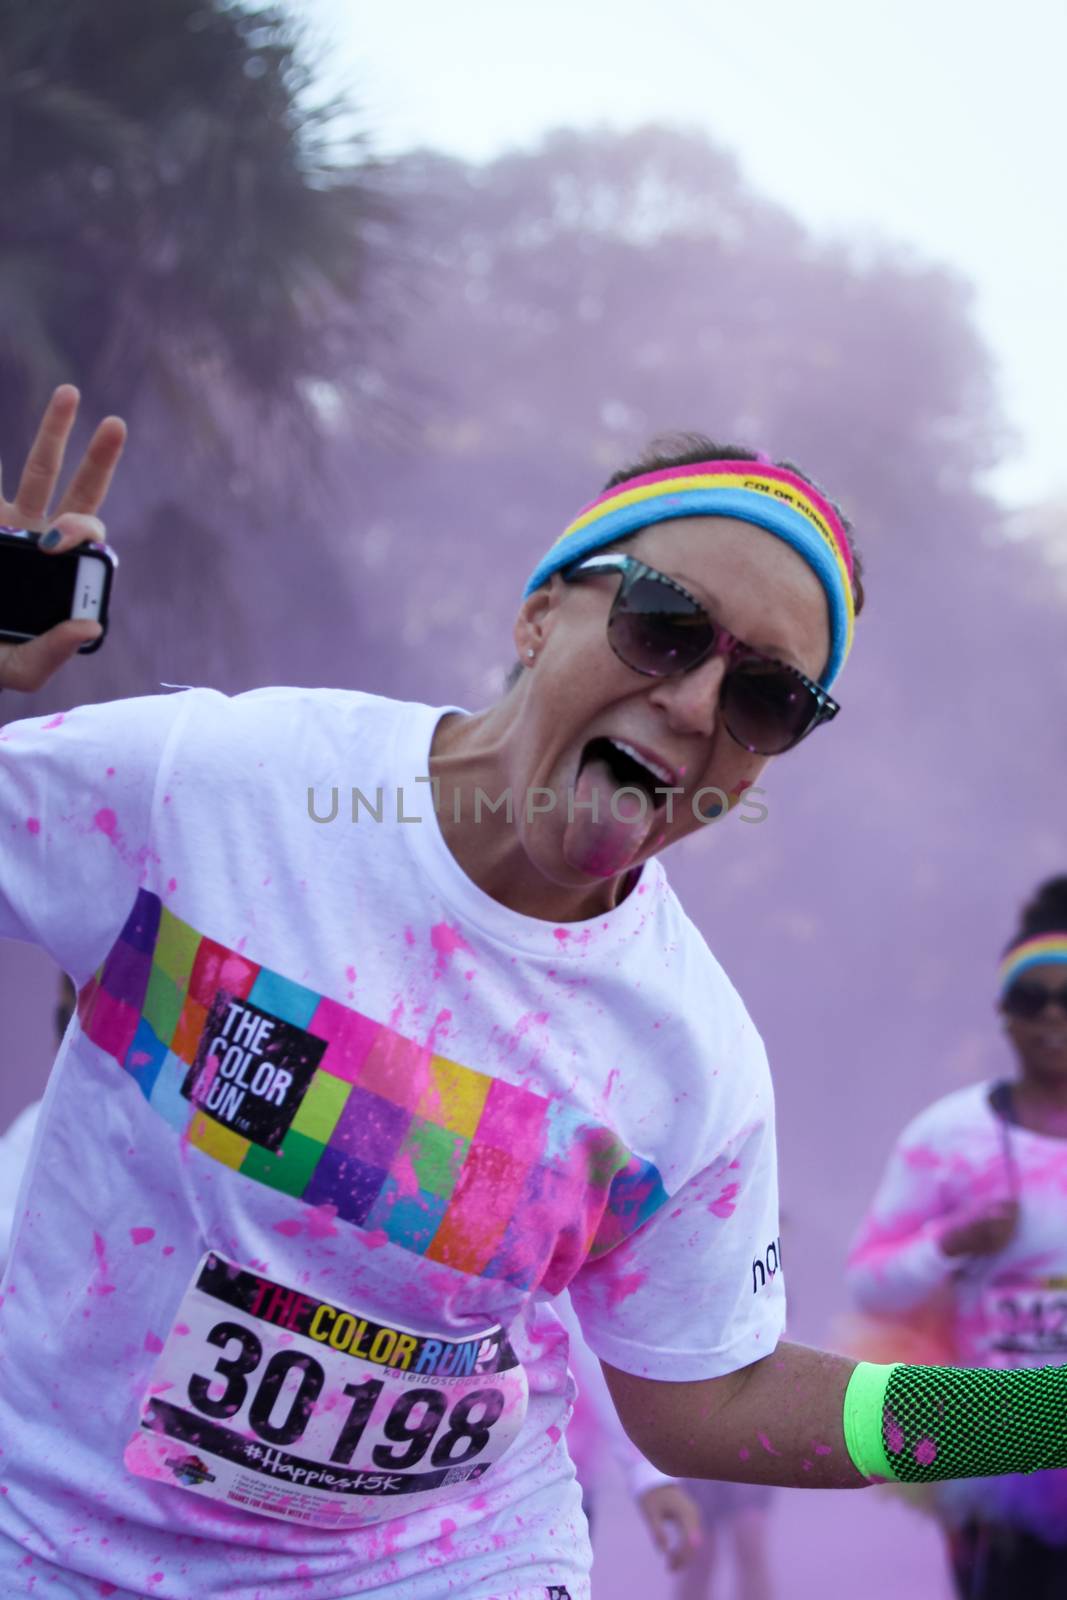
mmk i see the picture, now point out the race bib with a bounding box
[978,1281,1067,1368]
[125,1253,528,1527]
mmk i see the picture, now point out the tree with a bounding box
[0,0,393,695]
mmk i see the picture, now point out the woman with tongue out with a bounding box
[9,398,1067,1600]
[431,441,853,914]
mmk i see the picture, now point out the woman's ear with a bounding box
[513,581,557,662]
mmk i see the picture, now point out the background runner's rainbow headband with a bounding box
[998,934,1067,994]
[523,458,856,687]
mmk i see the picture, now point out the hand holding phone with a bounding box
[0,386,126,695]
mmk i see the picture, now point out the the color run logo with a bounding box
[182,993,325,1151]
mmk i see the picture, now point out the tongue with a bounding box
[562,754,656,877]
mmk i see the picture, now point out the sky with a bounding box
[297,0,1067,512]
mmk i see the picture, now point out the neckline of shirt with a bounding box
[394,699,665,958]
[986,1079,1067,1146]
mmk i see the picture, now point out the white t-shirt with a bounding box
[0,686,783,1599]
[0,1100,41,1272]
[554,1292,673,1502]
[847,1080,1067,1539]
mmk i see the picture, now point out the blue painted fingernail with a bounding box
[39,529,62,549]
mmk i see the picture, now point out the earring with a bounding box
[526,648,535,660]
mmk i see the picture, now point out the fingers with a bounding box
[39,513,108,554]
[55,415,127,517]
[0,619,102,694]
[646,1506,670,1552]
[664,1503,703,1571]
[11,385,80,529]
[676,1500,704,1565]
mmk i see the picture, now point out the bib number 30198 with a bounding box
[125,1254,528,1528]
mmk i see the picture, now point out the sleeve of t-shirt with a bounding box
[845,1101,964,1316]
[0,690,198,985]
[567,1052,785,1384]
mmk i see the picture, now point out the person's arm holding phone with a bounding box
[0,385,198,989]
[0,384,125,694]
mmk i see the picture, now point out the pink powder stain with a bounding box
[272,1219,304,1239]
[403,927,416,947]
[436,1518,458,1555]
[813,1441,832,1456]
[738,1446,751,1462]
[91,1233,116,1296]
[757,1432,781,1457]
[425,1006,453,1055]
[25,817,40,835]
[547,1424,562,1445]
[105,766,115,777]
[430,921,473,977]
[345,964,357,983]
[392,1148,421,1202]
[903,1143,943,1172]
[144,1331,164,1354]
[914,1437,938,1466]
[708,1182,741,1219]
[162,1245,175,1257]
[166,877,177,894]
[305,1205,339,1241]
[175,1323,190,1336]
[884,1408,905,1454]
[191,1050,222,1108]
[130,1227,155,1246]
[604,1267,648,1308]
[360,1229,390,1252]
[95,1584,118,1597]
[93,807,118,837]
[41,713,65,730]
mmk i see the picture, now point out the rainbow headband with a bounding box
[998,934,1067,995]
[524,460,856,687]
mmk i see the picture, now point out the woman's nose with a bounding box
[645,653,729,737]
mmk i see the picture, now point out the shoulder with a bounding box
[155,685,436,757]
[894,1082,995,1152]
[649,872,768,1061]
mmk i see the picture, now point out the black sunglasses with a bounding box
[1002,982,1067,1020]
[562,552,839,756]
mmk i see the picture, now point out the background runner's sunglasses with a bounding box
[1002,982,1067,1019]
[561,552,840,756]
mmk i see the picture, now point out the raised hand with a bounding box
[0,385,126,694]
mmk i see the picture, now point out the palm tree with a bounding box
[0,0,393,695]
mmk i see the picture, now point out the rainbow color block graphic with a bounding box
[78,891,668,1291]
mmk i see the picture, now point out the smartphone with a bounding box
[0,529,118,654]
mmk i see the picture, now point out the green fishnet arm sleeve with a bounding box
[843,1360,1067,1483]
